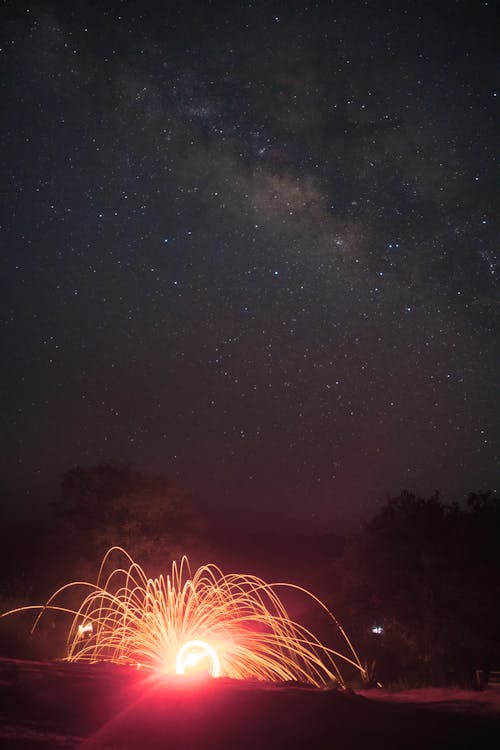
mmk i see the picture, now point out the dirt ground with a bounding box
[0,657,498,749]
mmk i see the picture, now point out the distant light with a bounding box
[78,622,93,638]
[371,625,384,635]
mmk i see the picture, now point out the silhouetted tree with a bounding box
[44,462,202,585]
[0,463,210,658]
[340,490,500,684]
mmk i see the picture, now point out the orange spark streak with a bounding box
[2,547,365,689]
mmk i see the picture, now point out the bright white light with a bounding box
[175,639,221,677]
[371,625,384,635]
[78,623,93,638]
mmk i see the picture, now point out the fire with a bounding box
[2,547,365,689]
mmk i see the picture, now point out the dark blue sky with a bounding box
[1,0,498,531]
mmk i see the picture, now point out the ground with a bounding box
[0,658,499,749]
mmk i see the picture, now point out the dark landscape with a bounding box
[1,658,499,750]
[1,1,499,747]
[1,484,499,749]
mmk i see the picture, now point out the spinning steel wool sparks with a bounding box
[3,547,365,688]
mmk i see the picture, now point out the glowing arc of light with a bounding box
[1,546,367,689]
[175,639,221,677]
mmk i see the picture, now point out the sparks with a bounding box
[2,547,365,689]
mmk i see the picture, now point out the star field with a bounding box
[0,0,498,530]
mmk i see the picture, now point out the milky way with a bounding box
[1,1,498,530]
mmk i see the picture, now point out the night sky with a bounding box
[1,0,498,532]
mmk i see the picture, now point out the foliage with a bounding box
[340,490,500,684]
[44,462,202,585]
